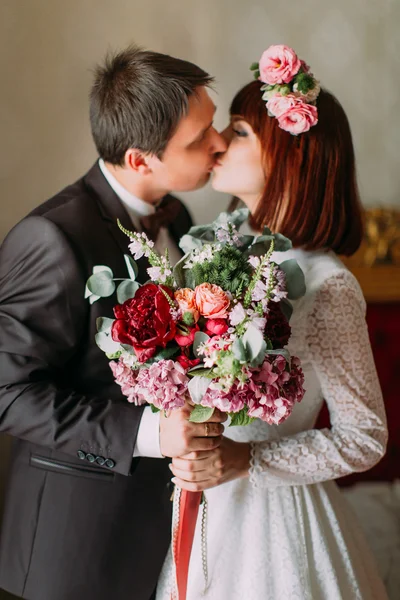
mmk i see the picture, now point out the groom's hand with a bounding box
[169,437,251,491]
[159,401,227,458]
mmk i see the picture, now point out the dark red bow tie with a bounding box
[140,196,182,242]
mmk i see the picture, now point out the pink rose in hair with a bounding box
[267,94,297,118]
[276,97,318,135]
[259,45,301,85]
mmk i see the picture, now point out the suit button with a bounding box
[77,451,86,460]
[86,453,95,463]
[96,456,105,466]
[105,459,115,469]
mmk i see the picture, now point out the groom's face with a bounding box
[147,87,227,192]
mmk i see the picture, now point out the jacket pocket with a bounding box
[30,454,115,482]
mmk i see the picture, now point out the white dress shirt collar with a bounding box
[98,159,156,222]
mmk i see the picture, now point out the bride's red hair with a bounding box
[230,81,363,256]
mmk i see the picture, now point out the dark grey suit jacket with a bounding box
[0,163,192,600]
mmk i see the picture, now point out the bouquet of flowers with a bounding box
[85,207,306,600]
[86,208,305,426]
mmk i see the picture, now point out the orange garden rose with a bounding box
[174,288,200,323]
[194,283,230,319]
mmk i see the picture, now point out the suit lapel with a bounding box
[83,163,150,282]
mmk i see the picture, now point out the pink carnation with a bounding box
[259,45,301,85]
[276,96,318,135]
[134,359,189,411]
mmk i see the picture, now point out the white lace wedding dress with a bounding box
[156,248,389,600]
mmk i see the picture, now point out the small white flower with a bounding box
[229,303,247,326]
[248,255,261,269]
[252,280,268,302]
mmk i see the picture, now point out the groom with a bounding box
[0,46,227,600]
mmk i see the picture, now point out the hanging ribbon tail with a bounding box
[173,489,202,600]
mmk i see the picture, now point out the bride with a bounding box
[157,45,388,599]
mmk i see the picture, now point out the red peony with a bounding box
[265,302,291,349]
[111,283,176,363]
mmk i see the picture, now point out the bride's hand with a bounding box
[169,437,251,492]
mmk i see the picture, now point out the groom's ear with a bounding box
[125,149,152,175]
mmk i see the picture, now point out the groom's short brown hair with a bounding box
[90,45,214,165]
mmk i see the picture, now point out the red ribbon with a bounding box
[173,489,202,600]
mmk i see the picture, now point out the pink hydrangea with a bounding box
[247,355,305,424]
[259,45,301,85]
[109,358,141,405]
[200,379,258,414]
[133,359,189,411]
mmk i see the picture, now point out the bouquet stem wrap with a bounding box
[172,489,203,600]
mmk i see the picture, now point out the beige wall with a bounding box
[0,0,399,243]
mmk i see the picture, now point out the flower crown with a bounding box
[250,45,320,135]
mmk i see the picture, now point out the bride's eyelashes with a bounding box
[232,128,248,137]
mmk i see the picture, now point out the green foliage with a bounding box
[189,405,215,423]
[294,72,315,94]
[191,246,251,294]
[229,406,256,427]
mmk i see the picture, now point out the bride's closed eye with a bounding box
[232,127,248,138]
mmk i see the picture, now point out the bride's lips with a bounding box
[213,160,223,169]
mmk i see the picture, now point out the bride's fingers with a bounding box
[177,450,215,461]
[170,476,214,493]
[169,463,214,482]
[172,455,214,472]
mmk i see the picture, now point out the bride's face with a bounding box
[211,117,266,211]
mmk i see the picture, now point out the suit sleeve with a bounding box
[0,215,144,476]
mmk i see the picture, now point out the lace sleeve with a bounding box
[249,270,388,488]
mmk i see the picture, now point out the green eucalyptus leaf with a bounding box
[272,233,292,252]
[250,62,259,71]
[89,294,101,304]
[146,346,180,364]
[193,331,210,358]
[189,404,215,423]
[242,324,266,362]
[179,234,204,253]
[186,224,215,238]
[232,338,248,363]
[188,376,211,406]
[124,254,139,280]
[95,332,122,355]
[121,343,136,354]
[215,208,249,229]
[93,265,113,276]
[266,348,291,362]
[117,280,140,304]
[187,367,214,378]
[245,239,273,258]
[150,404,161,413]
[96,317,115,333]
[238,234,256,250]
[279,298,293,322]
[279,259,306,299]
[172,255,189,288]
[87,271,115,297]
